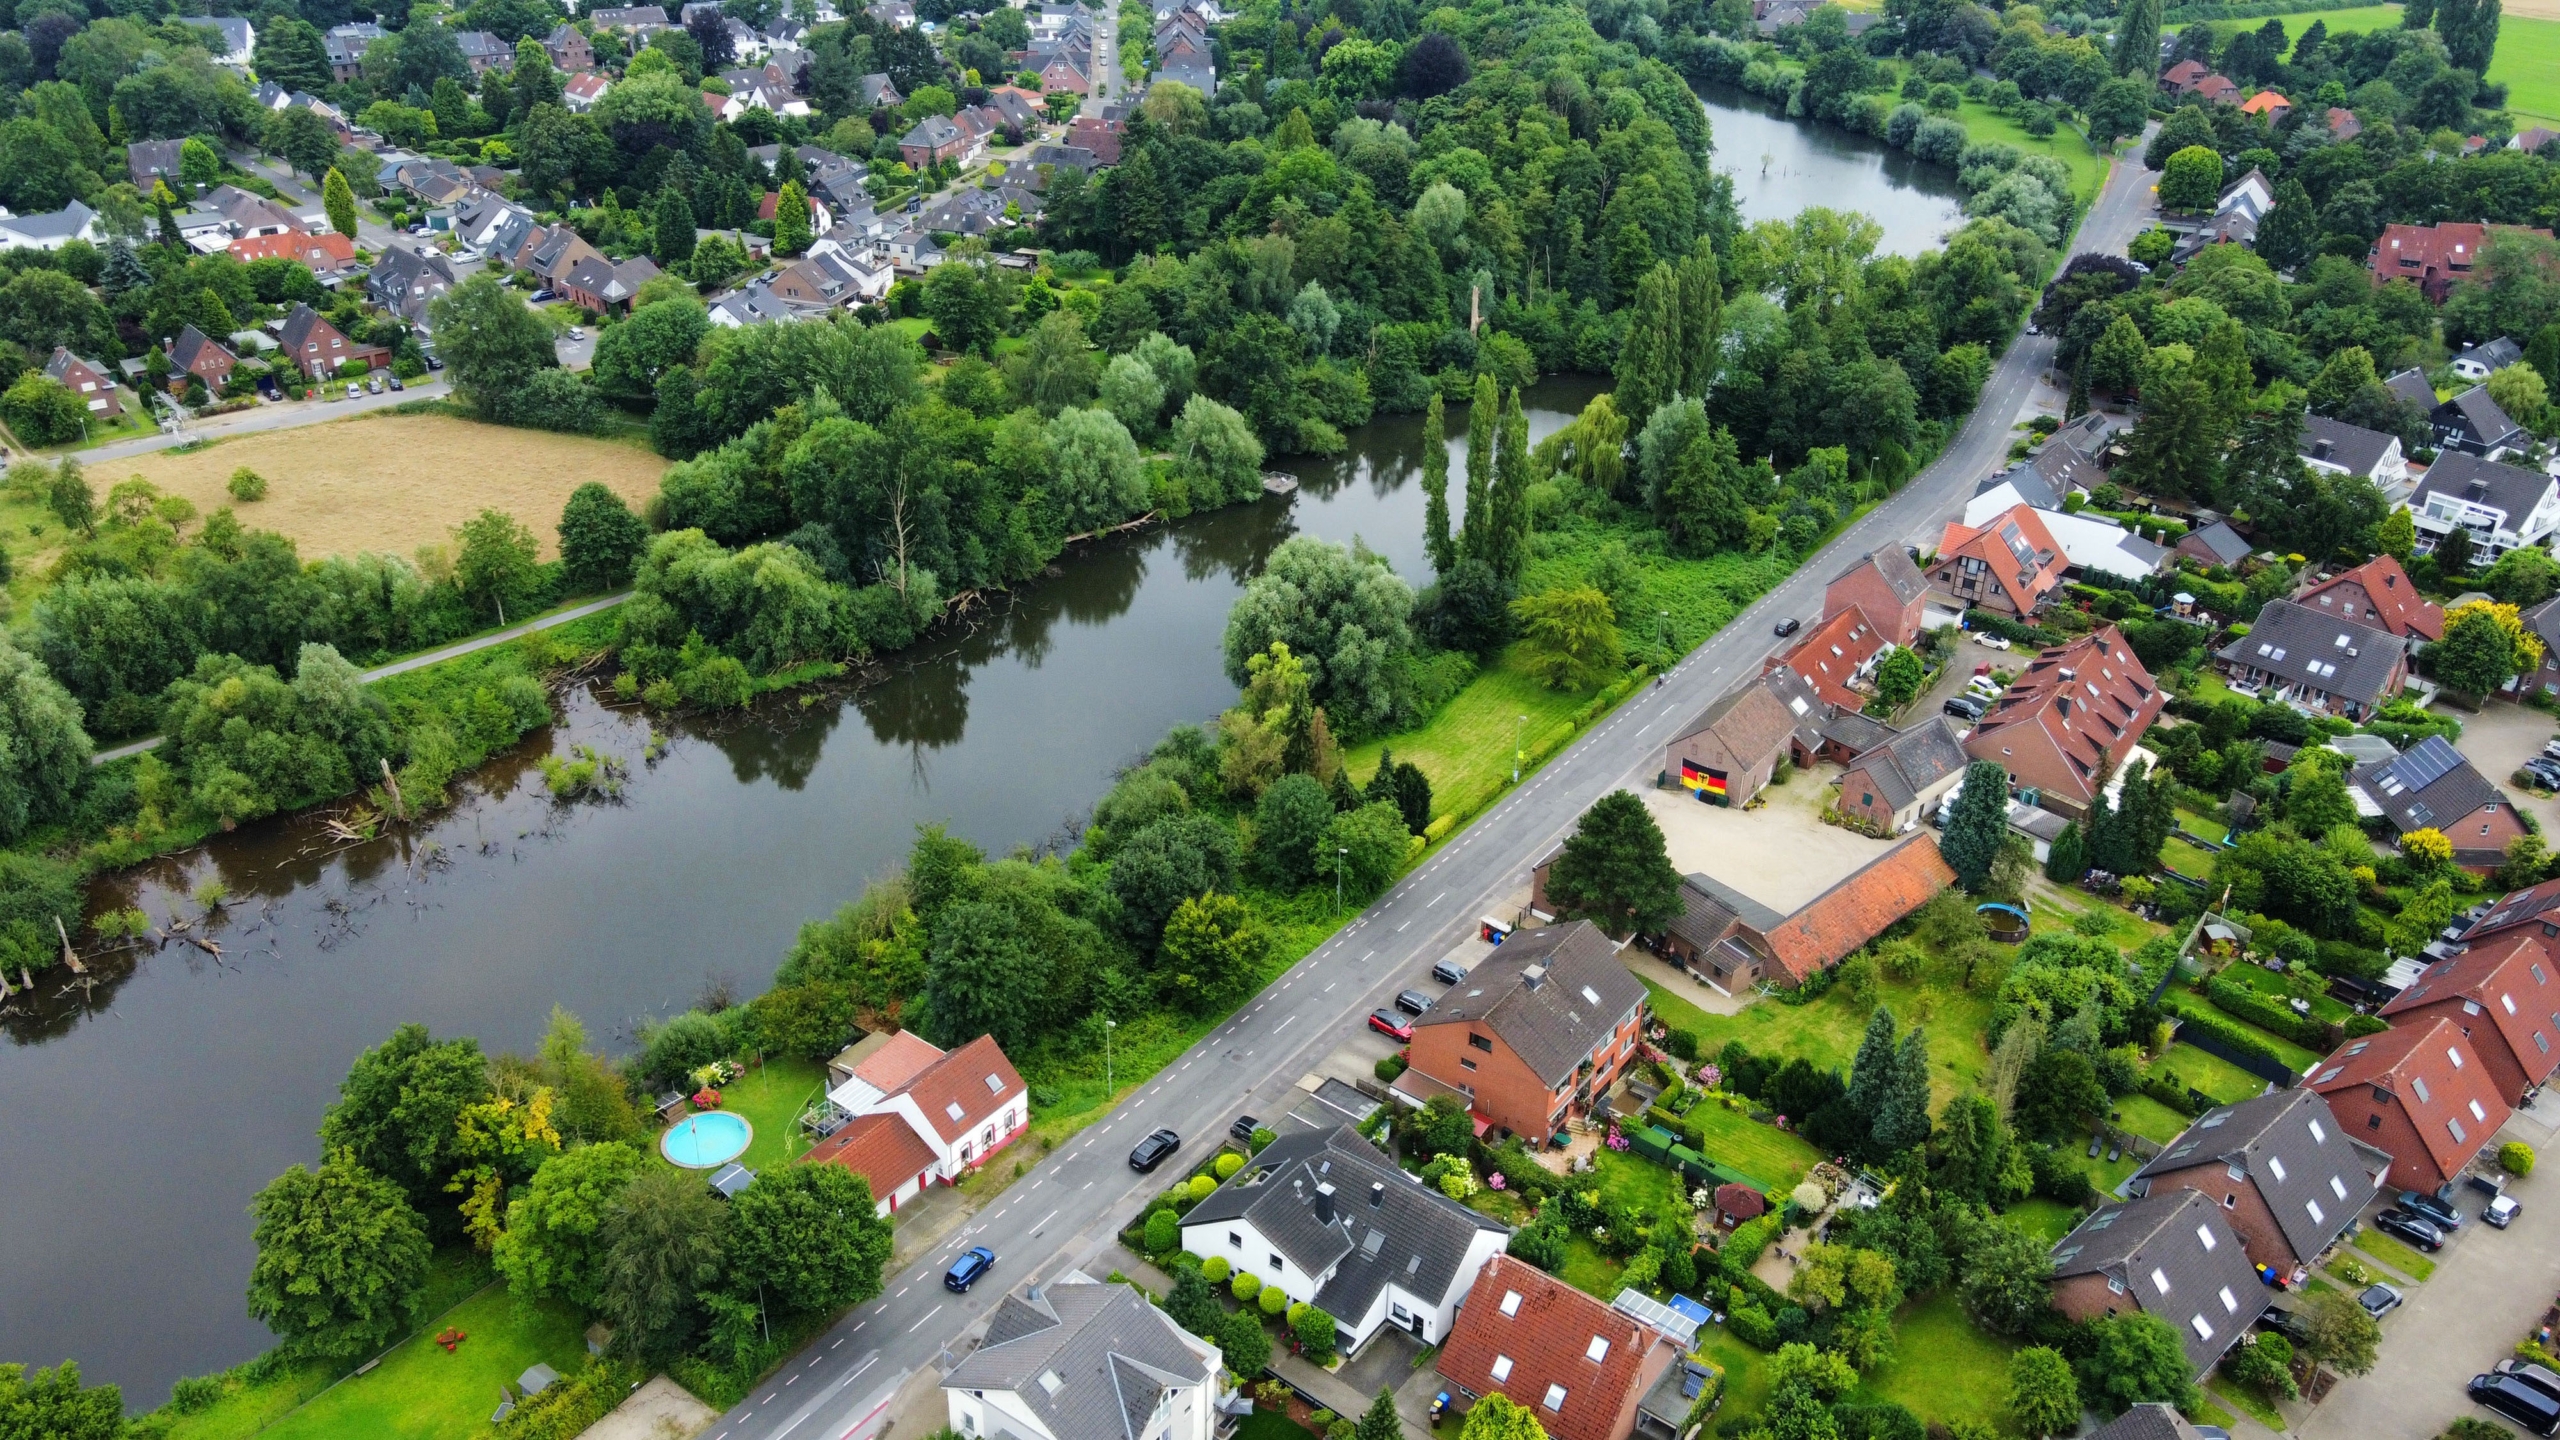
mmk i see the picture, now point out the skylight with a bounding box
[946,1100,966,1122]
[1586,1335,1611,1362]
[1500,1290,1522,1317]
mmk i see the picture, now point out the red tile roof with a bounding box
[805,1110,939,1201]
[2380,930,2560,1090]
[1769,604,1884,712]
[1936,504,2069,616]
[2239,90,2289,116]
[2369,222,2555,289]
[898,1034,1026,1146]
[2297,556,2443,642]
[1761,833,1954,985]
[1435,1255,1672,1440]
[228,230,356,268]
[2163,59,2207,88]
[851,1030,945,1093]
[2309,1017,2508,1182]
[1962,625,2163,811]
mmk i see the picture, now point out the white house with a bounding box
[2300,415,2411,503]
[182,14,254,64]
[0,200,101,251]
[1179,1125,1510,1357]
[943,1272,1234,1440]
[805,1031,1028,1217]
[2405,449,2560,561]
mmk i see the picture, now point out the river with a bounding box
[2,91,1964,1412]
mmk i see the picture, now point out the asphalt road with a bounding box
[698,140,2162,1440]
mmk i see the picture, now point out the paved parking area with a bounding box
[2453,700,2560,837]
[2294,1113,2560,1440]
[1643,768,1889,913]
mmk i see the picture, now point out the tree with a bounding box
[2087,76,2153,145]
[1100,353,1167,439]
[1616,261,1684,430]
[653,187,698,268]
[596,1167,730,1361]
[493,1141,646,1306]
[1461,371,1497,564]
[2014,1047,2108,1141]
[2088,314,2149,395]
[453,508,544,622]
[1456,1392,1548,1440]
[773,179,813,256]
[1510,584,1623,690]
[1323,800,1411,899]
[1009,310,1103,417]
[322,166,357,239]
[0,1362,123,1440]
[427,273,558,408]
[2113,0,2163,77]
[1221,536,1416,736]
[2159,146,2225,212]
[2436,600,2544,696]
[2080,1312,2197,1415]
[725,1162,893,1314]
[2044,821,2086,883]
[924,261,1003,358]
[1871,646,1924,712]
[1160,892,1270,1012]
[1960,1221,2057,1333]
[245,1148,434,1360]
[2223,1333,2297,1399]
[1942,761,2012,891]
[255,15,336,93]
[1110,813,1240,948]
[2296,1288,2381,1376]
[1216,1308,1271,1376]
[1844,1005,1900,1126]
[2256,179,2318,272]
[2006,1346,2080,1437]
[1169,395,1264,507]
[1544,790,1683,936]
[558,483,650,592]
[2489,361,2550,438]
[0,374,87,446]
[1291,1303,1340,1364]
[1873,1028,1934,1155]
[2485,545,2560,606]
[1421,391,1454,574]
[318,1022,491,1217]
[1047,407,1146,532]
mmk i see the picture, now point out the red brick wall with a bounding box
[1407,1021,1560,1141]
[2051,1272,2135,1328]
[1835,764,1898,834]
[2144,1163,2305,1271]
[1826,569,1922,646]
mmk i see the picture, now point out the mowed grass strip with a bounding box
[259,1283,589,1440]
[1856,1292,2021,1432]
[110,412,668,562]
[1642,972,2000,1107]
[1682,1098,1826,1191]
[2353,1227,2438,1281]
[1341,644,1600,820]
[1954,99,2111,202]
[2490,14,2560,124]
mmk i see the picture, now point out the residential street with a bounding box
[78,377,454,465]
[695,140,2162,1440]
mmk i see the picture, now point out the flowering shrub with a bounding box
[1488,1172,1506,1191]
[1692,1186,1715,1211]
[691,1088,722,1109]
[1698,1063,1722,1089]
[1605,1123,1630,1152]
[1439,1165,1478,1200]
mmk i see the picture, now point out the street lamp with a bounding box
[1657,609,1671,663]
[1512,714,1528,784]
[1103,1018,1116,1095]
[1335,845,1348,914]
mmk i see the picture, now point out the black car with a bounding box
[2258,1305,2314,1346]
[1128,1127,1181,1172]
[1774,617,1802,637]
[1943,696,1987,721]
[2501,1360,2560,1408]
[944,1245,995,1292]
[2372,1207,2447,1251]
[1395,989,1433,1016]
[1432,959,1469,985]
[2475,1373,2560,1436]
[1229,1115,1259,1143]
[2397,1188,2464,1231]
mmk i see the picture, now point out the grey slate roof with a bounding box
[2353,734,2506,838]
[1410,920,1646,1088]
[2215,599,2403,708]
[1814,707,1894,755]
[2300,415,2396,480]
[2182,519,2253,567]
[2384,366,2436,410]
[2134,1089,2389,1267]
[1973,461,2059,510]
[2090,1403,2210,1440]
[1668,872,1788,951]
[2411,448,2553,526]
[945,1274,1217,1440]
[2049,1189,2267,1377]
[2458,337,2523,372]
[2439,384,2524,451]
[2530,594,2560,661]
[1846,717,1971,812]
[1182,1126,1507,1327]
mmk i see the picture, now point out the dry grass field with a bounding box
[109,412,667,561]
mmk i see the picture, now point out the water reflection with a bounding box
[1696,81,1970,258]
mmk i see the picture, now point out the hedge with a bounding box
[2164,0,2376,19]
[1964,608,2063,648]
[497,1360,644,1440]
[2205,973,2339,1051]
[2164,998,2289,1067]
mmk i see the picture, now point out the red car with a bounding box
[1368,1009,1413,1042]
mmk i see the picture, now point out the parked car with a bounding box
[1127,1127,1181,1172]
[528,288,558,303]
[2358,1282,2404,1319]
[2500,1361,2560,1408]
[1973,632,2012,650]
[387,376,404,391]
[2542,739,2560,762]
[366,375,384,393]
[2398,1188,2464,1231]
[2258,1305,2314,1346]
[425,354,445,370]
[2473,1373,2560,1436]
[1943,696,1987,721]
[1432,959,1469,985]
[1394,989,1433,1016]
[2372,1207,2447,1251]
[346,382,363,400]
[1229,1115,1258,1143]
[566,326,586,341]
[2488,1194,2524,1228]
[1368,1009,1414,1042]
[1773,617,1802,638]
[944,1245,995,1292]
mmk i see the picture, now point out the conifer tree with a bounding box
[322,167,357,239]
[1872,1029,1934,1156]
[1845,1006,1899,1119]
[2112,0,2164,78]
[1460,372,1497,564]
[1545,790,1683,936]
[1676,250,1723,398]
[2045,821,2087,883]
[1488,387,1530,585]
[1942,761,2011,891]
[774,180,813,256]
[1421,392,1455,574]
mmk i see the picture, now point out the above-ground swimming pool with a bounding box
[661,1110,754,1168]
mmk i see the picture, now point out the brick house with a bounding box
[128,138,185,190]
[2127,1089,2392,1287]
[1400,920,1647,1143]
[1929,504,2069,619]
[1651,872,1790,994]
[228,229,358,278]
[2175,519,2253,570]
[166,325,236,394]
[2352,735,2526,870]
[2379,929,2560,1104]
[1962,625,2164,817]
[1754,832,1953,985]
[543,21,594,70]
[2159,58,2206,93]
[43,348,122,418]
[2308,1019,2510,1192]
[2047,1190,2268,1379]
[1834,718,1971,835]
[1766,606,1885,712]
[1435,1255,1679,1440]
[1066,115,1123,163]
[2370,222,2555,303]
[808,1031,1028,1215]
[277,303,388,379]
[900,114,979,168]
[1656,671,1820,809]
[2216,600,2406,720]
[1824,548,1930,646]
[2295,555,2442,647]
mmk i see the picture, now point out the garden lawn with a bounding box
[259,1283,589,1440]
[2174,808,2230,845]
[2164,836,2220,878]
[2209,1376,2290,1432]
[1340,644,1601,822]
[2352,1228,2438,1281]
[1591,1148,1690,1216]
[1680,1098,1826,1191]
[2153,1042,2277,1106]
[1694,1324,1771,1421]
[2008,1196,2083,1242]
[1642,968,2002,1109]
[2221,962,2352,1023]
[1955,100,2109,203]
[2114,1093,2196,1145]
[2490,15,2560,125]
[1558,1236,1627,1300]
[1856,1292,2020,1433]
[2164,994,2320,1073]
[713,1054,827,1172]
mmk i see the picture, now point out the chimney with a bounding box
[1370,1182,1386,1208]
[1523,964,1547,991]
[1314,1182,1336,1224]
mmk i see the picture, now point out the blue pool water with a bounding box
[661,1110,753,1168]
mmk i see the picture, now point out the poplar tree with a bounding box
[1676,250,1723,398]
[2112,0,2163,79]
[322,167,357,239]
[1420,391,1454,574]
[1488,387,1530,584]
[1614,261,1683,430]
[1460,371,1496,564]
[653,188,697,268]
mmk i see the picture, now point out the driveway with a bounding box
[2452,700,2560,836]
[2294,1115,2560,1440]
[1642,765,1893,912]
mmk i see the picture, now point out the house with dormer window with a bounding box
[2047,1190,2268,1379]
[805,1031,1028,1216]
[2127,1089,2392,1287]
[2214,600,2404,719]
[2350,735,2522,870]
[1399,921,1648,1143]
[1928,504,2069,618]
[1963,625,2164,816]
[2378,925,2560,1103]
[942,1272,1230,1440]
[1435,1255,1679,1440]
[2308,1019,2509,1192]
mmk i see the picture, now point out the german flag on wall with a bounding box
[1679,760,1728,797]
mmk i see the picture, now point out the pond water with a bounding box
[2,100,1968,1408]
[1696,81,1971,258]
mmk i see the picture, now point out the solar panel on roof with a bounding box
[2388,737,2464,792]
